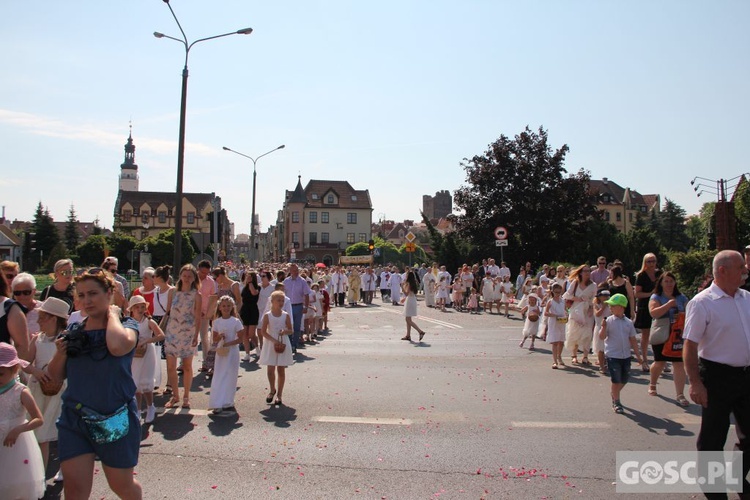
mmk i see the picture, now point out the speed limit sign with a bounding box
[494,226,508,240]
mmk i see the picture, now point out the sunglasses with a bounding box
[12,290,33,296]
[4,273,17,280]
[59,270,74,277]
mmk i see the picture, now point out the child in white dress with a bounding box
[129,295,165,424]
[592,288,612,375]
[481,276,495,314]
[209,296,243,415]
[435,276,449,312]
[545,284,568,369]
[27,297,69,477]
[0,343,45,500]
[519,294,542,350]
[259,291,293,406]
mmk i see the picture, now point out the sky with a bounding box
[1,1,749,237]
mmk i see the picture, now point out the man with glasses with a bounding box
[591,256,610,285]
[102,257,130,298]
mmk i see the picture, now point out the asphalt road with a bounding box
[42,297,714,499]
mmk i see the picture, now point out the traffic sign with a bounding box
[405,231,416,243]
[405,242,416,253]
[494,226,508,240]
[495,240,508,247]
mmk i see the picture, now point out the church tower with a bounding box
[119,126,139,192]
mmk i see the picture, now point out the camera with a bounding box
[58,330,90,358]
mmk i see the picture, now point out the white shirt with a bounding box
[498,266,511,280]
[684,282,750,367]
[486,265,501,277]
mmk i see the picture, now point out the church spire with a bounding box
[119,124,139,192]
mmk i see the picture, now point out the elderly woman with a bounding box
[47,268,142,499]
[1,260,20,297]
[40,258,76,313]
[11,272,42,335]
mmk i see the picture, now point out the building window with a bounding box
[347,213,357,224]
[187,212,195,224]
[122,210,132,223]
[133,207,140,216]
[359,233,367,242]
[292,232,299,244]
[347,233,355,244]
[311,193,319,200]
[351,195,358,201]
[158,211,166,223]
[616,212,621,222]
[309,232,317,245]
[309,212,317,223]
[641,206,647,213]
[327,194,334,204]
[321,212,329,223]
[321,232,330,244]
[142,214,149,225]
[151,208,157,216]
[604,211,610,221]
[292,211,299,223]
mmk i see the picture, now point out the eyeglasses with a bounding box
[12,290,33,296]
[59,270,74,277]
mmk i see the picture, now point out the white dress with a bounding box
[131,317,157,393]
[259,311,294,367]
[209,316,243,410]
[0,383,45,500]
[481,278,495,302]
[545,298,567,343]
[435,281,450,301]
[592,304,611,354]
[564,281,597,354]
[404,292,418,318]
[522,303,542,338]
[28,333,66,443]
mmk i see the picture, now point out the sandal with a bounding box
[163,385,173,395]
[266,390,276,404]
[676,394,690,407]
[641,363,650,373]
[164,397,180,409]
[648,384,658,396]
[401,336,412,341]
[581,357,590,365]
[571,357,579,364]
[274,398,282,406]
[552,363,558,369]
[419,331,425,341]
[182,397,191,409]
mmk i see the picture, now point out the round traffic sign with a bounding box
[494,226,508,240]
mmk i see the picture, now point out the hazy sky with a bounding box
[1,1,748,236]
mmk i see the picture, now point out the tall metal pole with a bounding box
[155,1,252,278]
[222,145,285,265]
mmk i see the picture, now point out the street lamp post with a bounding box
[155,0,252,278]
[222,145,285,264]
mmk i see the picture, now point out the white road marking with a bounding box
[666,413,703,426]
[510,421,611,429]
[312,416,415,425]
[158,407,211,416]
[378,307,463,329]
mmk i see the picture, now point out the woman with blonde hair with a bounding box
[563,264,597,365]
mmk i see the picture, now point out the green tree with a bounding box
[92,217,102,236]
[64,205,80,255]
[106,233,137,269]
[345,242,371,256]
[665,250,716,297]
[624,226,664,278]
[453,126,595,267]
[421,211,444,261]
[733,180,750,247]
[76,235,108,265]
[656,199,690,252]
[47,241,68,269]
[567,217,628,265]
[685,215,709,251]
[30,202,60,272]
[136,229,197,267]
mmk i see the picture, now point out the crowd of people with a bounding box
[1,246,750,498]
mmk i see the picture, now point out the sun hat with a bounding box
[605,293,628,308]
[127,295,147,311]
[0,342,30,369]
[527,294,540,302]
[596,289,611,298]
[38,297,70,320]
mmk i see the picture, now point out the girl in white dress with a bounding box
[27,297,69,476]
[259,291,293,406]
[545,284,568,369]
[519,294,542,350]
[0,343,45,500]
[592,288,611,375]
[481,276,495,314]
[209,296,243,414]
[435,276,449,312]
[129,295,165,424]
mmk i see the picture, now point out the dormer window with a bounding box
[327,194,334,204]
[351,195,357,201]
[311,193,319,200]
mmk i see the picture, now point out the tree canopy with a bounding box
[453,126,595,267]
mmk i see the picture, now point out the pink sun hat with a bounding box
[0,342,30,369]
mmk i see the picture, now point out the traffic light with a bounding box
[206,212,215,243]
[28,232,36,252]
[368,239,375,252]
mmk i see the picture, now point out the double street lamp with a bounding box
[223,145,286,263]
[154,0,252,277]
